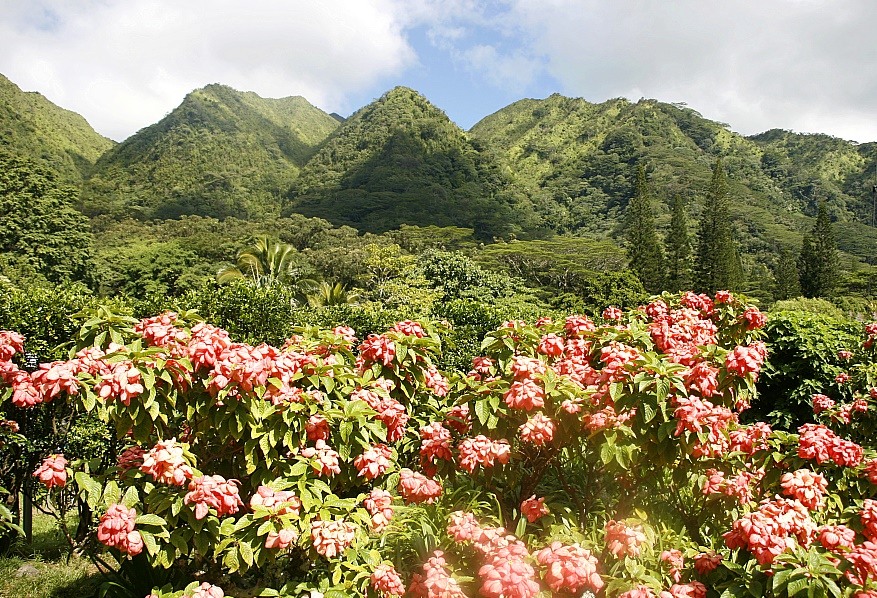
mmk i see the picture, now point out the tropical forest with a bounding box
[3,70,877,598]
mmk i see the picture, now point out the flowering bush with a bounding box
[4,291,877,597]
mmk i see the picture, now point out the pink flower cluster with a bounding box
[354,443,393,480]
[408,551,467,598]
[33,454,67,489]
[352,388,410,442]
[537,541,604,594]
[183,475,243,520]
[310,518,356,558]
[702,468,763,505]
[457,435,511,473]
[398,469,443,504]
[813,393,836,414]
[798,424,864,467]
[250,485,301,518]
[264,528,297,550]
[97,504,143,556]
[419,423,453,476]
[364,488,394,533]
[140,439,194,486]
[94,360,143,405]
[371,564,405,597]
[818,525,856,552]
[520,495,548,522]
[725,342,767,379]
[647,303,717,366]
[780,469,828,510]
[180,583,225,598]
[300,440,342,477]
[359,334,396,367]
[605,519,647,557]
[723,498,816,565]
[518,413,555,445]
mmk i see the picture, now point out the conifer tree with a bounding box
[798,201,839,297]
[773,249,801,300]
[625,164,664,293]
[664,194,691,291]
[694,158,742,294]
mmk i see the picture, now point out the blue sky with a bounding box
[1,0,876,143]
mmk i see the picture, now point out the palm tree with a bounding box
[305,281,360,307]
[217,236,303,288]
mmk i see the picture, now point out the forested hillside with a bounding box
[81,84,341,220]
[285,86,542,239]
[0,74,114,182]
[2,72,877,309]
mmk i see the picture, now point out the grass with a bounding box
[0,509,104,598]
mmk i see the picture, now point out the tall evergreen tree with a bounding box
[625,164,664,293]
[773,249,801,300]
[694,158,742,294]
[798,201,840,297]
[664,194,692,291]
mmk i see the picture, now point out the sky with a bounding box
[1,0,876,143]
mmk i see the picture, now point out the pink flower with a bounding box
[0,330,24,361]
[537,334,565,357]
[862,499,877,541]
[97,504,142,556]
[354,443,393,480]
[518,413,555,445]
[95,361,143,406]
[249,486,301,517]
[444,404,471,434]
[447,511,480,542]
[605,520,646,557]
[408,551,467,598]
[140,439,194,486]
[457,436,511,473]
[537,541,604,594]
[184,475,243,520]
[479,558,540,598]
[305,414,330,441]
[300,440,341,477]
[117,446,145,472]
[331,325,357,344]
[310,518,356,558]
[187,583,225,598]
[603,306,623,321]
[364,489,394,533]
[264,528,297,550]
[398,469,443,504]
[371,564,405,597]
[424,366,449,396]
[392,320,426,337]
[503,378,545,410]
[836,372,851,384]
[812,393,836,414]
[33,454,67,489]
[664,582,707,598]
[780,469,828,510]
[742,306,766,330]
[693,551,722,575]
[660,549,684,582]
[725,343,767,378]
[565,315,596,336]
[620,585,657,598]
[838,350,853,359]
[520,495,548,523]
[818,525,856,552]
[359,334,396,367]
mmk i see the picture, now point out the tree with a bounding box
[625,164,664,293]
[664,194,692,292]
[216,236,310,288]
[694,159,742,294]
[797,201,840,298]
[773,249,801,300]
[0,151,94,285]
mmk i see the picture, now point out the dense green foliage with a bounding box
[0,151,94,285]
[664,194,692,291]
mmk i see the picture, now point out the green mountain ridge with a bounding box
[81,83,341,220]
[0,73,114,182]
[285,86,541,239]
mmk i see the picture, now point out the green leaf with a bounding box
[239,541,254,568]
[135,514,168,527]
[474,399,490,426]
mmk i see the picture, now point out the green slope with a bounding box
[285,87,542,239]
[470,95,877,265]
[84,84,340,220]
[0,73,114,182]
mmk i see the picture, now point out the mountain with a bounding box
[470,94,877,265]
[83,84,341,220]
[0,73,114,182]
[284,86,543,239]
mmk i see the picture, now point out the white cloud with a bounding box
[0,0,418,140]
[502,0,877,141]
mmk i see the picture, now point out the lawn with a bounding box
[0,510,104,598]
